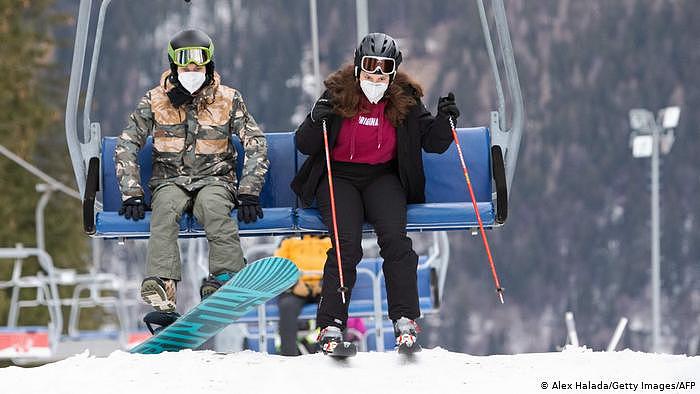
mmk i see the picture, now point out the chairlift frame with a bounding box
[65,0,524,230]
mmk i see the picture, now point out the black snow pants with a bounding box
[315,161,420,330]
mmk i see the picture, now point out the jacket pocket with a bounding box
[196,125,231,155]
[153,128,185,153]
[195,139,229,154]
[153,137,185,153]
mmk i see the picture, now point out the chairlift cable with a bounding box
[0,143,82,202]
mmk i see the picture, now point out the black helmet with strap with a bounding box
[353,32,403,81]
[167,28,216,87]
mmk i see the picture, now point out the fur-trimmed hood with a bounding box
[324,64,424,127]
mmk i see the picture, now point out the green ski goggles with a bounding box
[168,45,213,67]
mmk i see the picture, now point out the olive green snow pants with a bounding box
[146,184,245,280]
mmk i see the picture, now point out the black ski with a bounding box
[397,342,422,355]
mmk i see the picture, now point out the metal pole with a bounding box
[651,123,661,352]
[82,0,112,145]
[355,0,369,44]
[257,304,267,354]
[0,144,81,201]
[476,0,506,130]
[35,185,54,252]
[565,311,579,347]
[607,317,628,352]
[492,0,525,196]
[91,237,101,276]
[370,269,384,351]
[8,243,24,328]
[309,0,322,98]
[65,0,93,197]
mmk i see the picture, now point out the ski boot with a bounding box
[394,317,422,354]
[140,277,177,312]
[200,271,236,300]
[318,326,357,358]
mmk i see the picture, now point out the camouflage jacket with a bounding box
[115,71,269,201]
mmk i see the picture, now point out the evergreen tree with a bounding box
[0,0,87,327]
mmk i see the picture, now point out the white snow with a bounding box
[1,347,698,394]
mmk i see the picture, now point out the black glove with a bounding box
[310,97,333,124]
[438,92,460,120]
[118,196,146,221]
[166,76,194,107]
[237,194,264,224]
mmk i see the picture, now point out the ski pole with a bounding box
[449,117,505,304]
[321,119,348,304]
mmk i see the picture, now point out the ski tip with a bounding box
[397,343,423,356]
[329,354,354,361]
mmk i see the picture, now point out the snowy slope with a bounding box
[1,347,697,394]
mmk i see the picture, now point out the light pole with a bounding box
[628,106,680,353]
[309,0,321,98]
[356,0,369,44]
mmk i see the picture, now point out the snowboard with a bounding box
[130,256,299,354]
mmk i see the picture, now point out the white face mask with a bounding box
[178,71,206,94]
[360,80,389,104]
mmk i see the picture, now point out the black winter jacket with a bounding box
[291,91,454,208]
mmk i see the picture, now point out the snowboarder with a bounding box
[115,28,269,323]
[291,32,460,355]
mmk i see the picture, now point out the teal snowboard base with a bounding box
[130,256,299,354]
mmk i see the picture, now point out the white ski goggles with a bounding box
[360,56,397,75]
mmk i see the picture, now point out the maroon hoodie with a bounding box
[331,98,397,164]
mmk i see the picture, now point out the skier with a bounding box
[115,28,269,326]
[291,32,460,355]
[274,234,331,356]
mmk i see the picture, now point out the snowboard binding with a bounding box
[143,311,181,335]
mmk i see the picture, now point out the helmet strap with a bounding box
[169,59,179,81]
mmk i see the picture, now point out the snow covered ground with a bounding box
[1,347,697,394]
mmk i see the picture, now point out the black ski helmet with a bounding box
[353,32,403,81]
[167,28,216,86]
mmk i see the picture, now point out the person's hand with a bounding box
[118,196,146,221]
[310,97,333,124]
[438,92,460,119]
[237,194,264,224]
[291,280,313,298]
